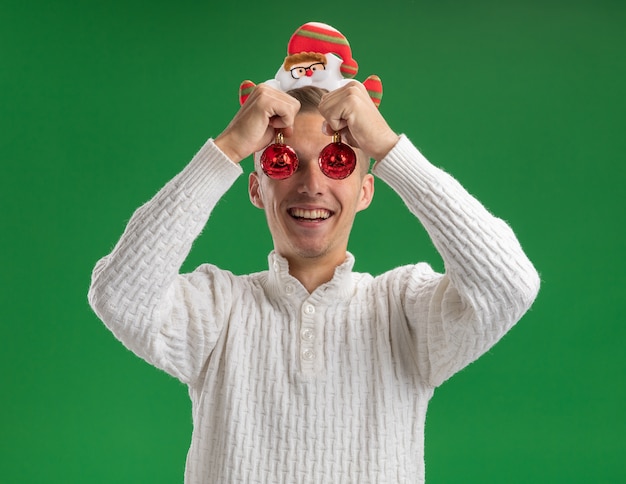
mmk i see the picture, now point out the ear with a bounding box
[248,171,265,209]
[356,174,375,212]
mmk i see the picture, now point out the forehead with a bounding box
[285,112,326,146]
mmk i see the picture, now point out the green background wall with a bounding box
[2,0,624,482]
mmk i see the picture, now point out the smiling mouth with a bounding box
[288,208,332,221]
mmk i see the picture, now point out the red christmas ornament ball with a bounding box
[261,144,299,179]
[319,142,357,179]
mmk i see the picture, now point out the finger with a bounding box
[320,83,399,160]
[215,86,301,162]
[255,84,301,124]
[321,119,348,136]
[318,82,367,132]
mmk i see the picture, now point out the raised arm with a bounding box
[319,82,539,387]
[88,86,301,385]
[374,137,540,387]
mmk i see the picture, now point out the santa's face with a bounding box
[274,53,345,91]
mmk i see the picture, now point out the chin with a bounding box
[290,242,329,260]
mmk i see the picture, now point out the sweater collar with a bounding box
[265,251,355,302]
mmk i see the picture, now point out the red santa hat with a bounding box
[287,22,359,78]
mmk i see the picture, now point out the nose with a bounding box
[296,159,325,195]
[305,69,314,77]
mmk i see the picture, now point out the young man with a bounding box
[88,82,540,482]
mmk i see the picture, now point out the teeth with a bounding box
[290,208,330,220]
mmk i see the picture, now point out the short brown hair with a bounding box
[286,86,327,112]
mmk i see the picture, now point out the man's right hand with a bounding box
[214,84,301,164]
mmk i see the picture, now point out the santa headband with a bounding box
[239,21,383,107]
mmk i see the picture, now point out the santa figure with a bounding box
[239,22,382,107]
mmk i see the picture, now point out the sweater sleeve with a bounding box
[88,139,243,385]
[372,135,540,387]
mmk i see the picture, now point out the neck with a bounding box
[286,253,346,293]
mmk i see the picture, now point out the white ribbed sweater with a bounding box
[88,135,539,483]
